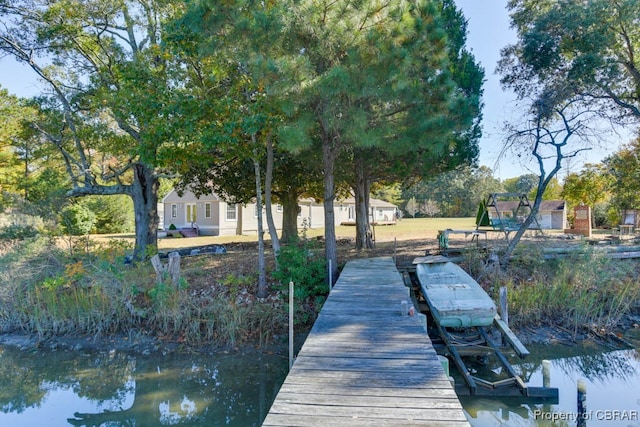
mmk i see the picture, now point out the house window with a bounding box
[298,205,302,217]
[276,204,283,212]
[226,204,237,221]
[254,204,260,218]
[348,206,354,220]
[171,204,177,218]
[205,202,211,219]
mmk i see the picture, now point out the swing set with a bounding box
[475,193,542,241]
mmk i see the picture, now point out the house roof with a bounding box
[494,200,565,213]
[162,188,220,204]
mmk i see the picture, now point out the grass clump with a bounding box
[0,237,286,348]
[491,247,640,336]
[0,237,135,339]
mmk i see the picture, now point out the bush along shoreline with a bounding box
[1,236,639,354]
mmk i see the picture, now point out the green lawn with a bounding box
[98,217,586,251]
[151,217,476,250]
[327,217,476,242]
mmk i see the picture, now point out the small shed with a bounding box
[336,197,398,225]
[493,200,567,230]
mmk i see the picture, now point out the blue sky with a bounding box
[0,1,628,180]
[455,0,519,178]
[456,0,627,180]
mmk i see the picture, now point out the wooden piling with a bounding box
[542,360,551,388]
[577,379,587,427]
[500,286,508,347]
[167,252,181,287]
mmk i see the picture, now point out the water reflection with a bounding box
[460,345,640,427]
[0,345,288,426]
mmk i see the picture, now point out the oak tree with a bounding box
[0,0,188,261]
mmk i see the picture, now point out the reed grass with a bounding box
[5,230,638,349]
[490,246,640,335]
[0,236,287,347]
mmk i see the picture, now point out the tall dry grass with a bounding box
[0,236,286,347]
[482,244,640,335]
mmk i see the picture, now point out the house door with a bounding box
[186,203,197,224]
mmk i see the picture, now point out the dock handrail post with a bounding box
[289,280,294,370]
[499,286,509,347]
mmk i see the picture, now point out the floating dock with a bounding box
[263,257,470,426]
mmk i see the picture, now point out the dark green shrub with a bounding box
[272,238,327,325]
[60,204,96,236]
[84,195,134,233]
[0,224,39,240]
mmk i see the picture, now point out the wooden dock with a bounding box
[262,257,470,426]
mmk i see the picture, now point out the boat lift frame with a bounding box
[403,264,558,401]
[433,315,558,399]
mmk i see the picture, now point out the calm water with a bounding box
[460,340,640,427]
[0,345,288,426]
[2,337,639,427]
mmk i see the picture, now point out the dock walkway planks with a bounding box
[262,257,470,426]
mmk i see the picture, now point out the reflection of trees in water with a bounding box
[515,346,640,385]
[462,348,639,426]
[552,350,638,385]
[0,345,288,426]
[461,396,572,427]
[0,347,135,413]
[0,348,47,413]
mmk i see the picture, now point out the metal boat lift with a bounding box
[407,258,558,400]
[433,316,557,398]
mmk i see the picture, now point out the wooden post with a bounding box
[394,237,397,262]
[289,280,294,370]
[328,259,332,292]
[577,379,587,427]
[542,360,551,388]
[499,286,508,325]
[168,252,181,287]
[500,287,508,346]
[150,254,165,284]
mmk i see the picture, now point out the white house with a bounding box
[161,189,397,236]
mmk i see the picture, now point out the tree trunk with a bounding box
[130,163,159,262]
[354,153,373,250]
[502,198,542,261]
[281,190,300,243]
[264,136,280,259]
[252,155,268,298]
[235,204,243,235]
[322,137,338,285]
